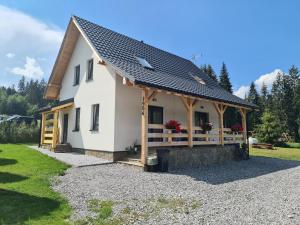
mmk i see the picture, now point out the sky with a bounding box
[0,0,299,98]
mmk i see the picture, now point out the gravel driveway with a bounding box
[53,157,300,224]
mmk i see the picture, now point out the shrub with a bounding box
[255,110,281,144]
[0,122,39,143]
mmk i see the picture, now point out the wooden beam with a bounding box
[180,96,189,111]
[51,102,74,112]
[239,108,247,143]
[192,99,198,108]
[52,110,59,149]
[141,89,149,165]
[147,91,158,101]
[187,98,193,148]
[40,112,46,145]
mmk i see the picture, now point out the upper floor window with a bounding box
[91,104,99,131]
[74,65,80,86]
[73,108,80,131]
[195,111,209,127]
[87,58,93,81]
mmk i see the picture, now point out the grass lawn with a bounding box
[250,146,300,161]
[0,144,71,225]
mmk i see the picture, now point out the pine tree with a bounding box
[18,76,26,94]
[200,64,217,81]
[289,65,299,89]
[219,62,233,93]
[260,82,269,112]
[247,82,261,131]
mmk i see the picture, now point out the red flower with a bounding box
[165,120,181,133]
[231,124,243,132]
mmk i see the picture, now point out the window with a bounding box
[87,59,93,81]
[189,72,206,85]
[74,65,80,86]
[195,111,209,127]
[91,104,99,131]
[148,106,163,142]
[74,108,80,131]
[136,56,154,70]
[148,106,163,124]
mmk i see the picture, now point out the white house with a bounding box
[39,16,256,167]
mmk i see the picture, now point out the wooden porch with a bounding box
[40,102,74,149]
[140,87,249,166]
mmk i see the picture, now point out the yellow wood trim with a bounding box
[147,90,158,101]
[52,110,59,149]
[141,89,149,165]
[180,96,189,111]
[51,102,74,111]
[40,113,46,145]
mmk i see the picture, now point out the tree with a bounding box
[289,65,299,89]
[219,62,233,93]
[18,76,26,94]
[247,82,261,130]
[200,64,217,81]
[256,110,281,144]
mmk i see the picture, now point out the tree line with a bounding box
[0,76,52,116]
[201,63,300,143]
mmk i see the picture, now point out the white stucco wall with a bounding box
[58,34,116,151]
[114,75,220,152]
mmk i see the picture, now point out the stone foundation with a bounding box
[157,144,246,170]
[72,148,127,162]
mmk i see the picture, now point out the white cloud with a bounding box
[254,69,284,90]
[234,69,285,98]
[234,85,250,99]
[11,56,44,79]
[6,53,15,58]
[0,5,63,84]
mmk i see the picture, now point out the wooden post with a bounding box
[214,103,226,146]
[180,96,194,148]
[239,108,247,144]
[52,110,59,149]
[40,112,46,146]
[141,89,149,165]
[187,98,193,148]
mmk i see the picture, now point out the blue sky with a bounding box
[0,0,299,97]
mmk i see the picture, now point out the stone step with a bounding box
[54,144,72,153]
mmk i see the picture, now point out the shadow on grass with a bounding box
[169,156,300,185]
[0,189,60,224]
[0,172,28,184]
[0,158,17,166]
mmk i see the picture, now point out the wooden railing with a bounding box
[148,124,244,147]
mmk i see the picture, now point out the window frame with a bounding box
[148,105,163,124]
[194,111,209,127]
[73,65,80,86]
[90,104,100,131]
[86,58,94,81]
[73,107,80,132]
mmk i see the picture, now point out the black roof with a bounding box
[74,16,256,108]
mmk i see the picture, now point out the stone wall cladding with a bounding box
[159,144,242,170]
[72,148,127,162]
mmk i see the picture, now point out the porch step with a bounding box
[117,157,144,167]
[54,143,72,153]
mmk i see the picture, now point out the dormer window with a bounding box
[136,56,154,70]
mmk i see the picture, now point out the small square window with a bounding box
[74,65,80,86]
[87,59,93,81]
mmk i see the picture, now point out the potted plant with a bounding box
[201,122,213,133]
[231,123,243,133]
[165,120,181,133]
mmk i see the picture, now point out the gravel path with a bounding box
[29,146,111,167]
[53,157,300,224]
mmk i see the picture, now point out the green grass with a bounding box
[250,146,300,161]
[0,144,71,225]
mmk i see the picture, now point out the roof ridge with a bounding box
[72,15,193,64]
